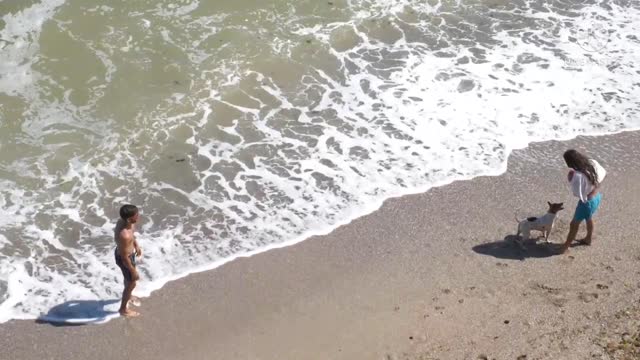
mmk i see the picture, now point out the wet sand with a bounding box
[2,130,640,360]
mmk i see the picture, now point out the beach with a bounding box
[2,0,640,325]
[1,131,639,359]
[2,1,640,359]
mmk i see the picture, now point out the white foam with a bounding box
[0,0,67,97]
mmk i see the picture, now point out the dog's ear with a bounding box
[547,201,552,207]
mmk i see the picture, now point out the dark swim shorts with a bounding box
[115,249,137,282]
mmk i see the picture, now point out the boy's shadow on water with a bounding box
[36,299,120,326]
[472,235,565,261]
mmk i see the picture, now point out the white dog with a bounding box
[516,202,565,244]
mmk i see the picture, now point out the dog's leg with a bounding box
[544,226,552,243]
[514,224,525,249]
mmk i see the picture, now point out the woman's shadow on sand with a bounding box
[472,235,566,261]
[36,299,120,326]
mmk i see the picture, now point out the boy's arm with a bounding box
[133,238,142,257]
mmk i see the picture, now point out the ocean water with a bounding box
[0,0,639,323]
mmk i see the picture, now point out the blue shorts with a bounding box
[573,193,602,222]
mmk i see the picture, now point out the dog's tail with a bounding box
[514,211,522,223]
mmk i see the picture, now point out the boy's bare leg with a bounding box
[119,280,140,317]
[561,220,580,254]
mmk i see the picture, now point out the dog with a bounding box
[515,202,564,245]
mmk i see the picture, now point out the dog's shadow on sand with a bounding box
[36,299,120,327]
[472,235,565,261]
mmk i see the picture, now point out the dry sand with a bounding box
[2,131,640,360]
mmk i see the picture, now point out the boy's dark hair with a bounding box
[563,149,598,186]
[119,204,138,220]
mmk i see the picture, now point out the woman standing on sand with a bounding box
[561,149,606,254]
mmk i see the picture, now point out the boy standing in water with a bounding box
[114,204,143,317]
[561,149,606,254]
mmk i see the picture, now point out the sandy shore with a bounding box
[2,131,640,360]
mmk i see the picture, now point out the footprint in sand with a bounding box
[600,263,614,272]
[578,292,599,303]
[532,282,561,295]
[596,284,609,290]
[550,296,569,308]
[531,282,568,307]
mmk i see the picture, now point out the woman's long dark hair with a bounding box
[564,149,598,186]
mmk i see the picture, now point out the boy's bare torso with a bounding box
[115,219,136,255]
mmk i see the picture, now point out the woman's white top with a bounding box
[570,159,606,203]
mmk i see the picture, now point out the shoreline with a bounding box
[17,126,640,324]
[2,0,640,333]
[2,130,640,359]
